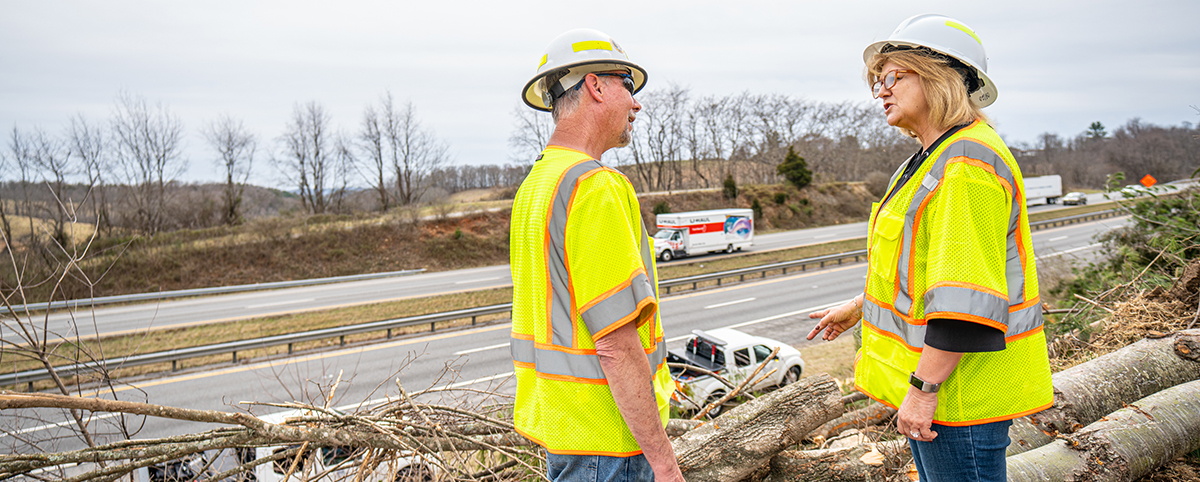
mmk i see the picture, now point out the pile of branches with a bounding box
[0,377,543,482]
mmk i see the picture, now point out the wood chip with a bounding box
[859,448,884,466]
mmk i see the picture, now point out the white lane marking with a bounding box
[246,298,314,309]
[1048,235,1069,242]
[454,277,502,285]
[331,372,517,414]
[1,413,121,439]
[704,298,756,310]
[813,234,836,239]
[1037,243,1102,260]
[454,342,510,355]
[666,299,848,343]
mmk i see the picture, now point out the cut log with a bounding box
[672,373,843,482]
[1008,329,1200,455]
[759,440,908,482]
[1007,378,1200,482]
[807,403,896,443]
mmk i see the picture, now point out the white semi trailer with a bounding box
[653,208,754,261]
[1024,175,1063,206]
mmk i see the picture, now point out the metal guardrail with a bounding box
[1,269,426,315]
[3,209,1122,388]
[659,250,868,294]
[1029,209,1118,230]
[2,303,511,388]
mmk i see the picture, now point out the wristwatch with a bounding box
[909,372,941,393]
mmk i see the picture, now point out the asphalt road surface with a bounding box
[2,215,1124,454]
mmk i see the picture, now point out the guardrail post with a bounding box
[386,329,392,339]
[782,267,787,275]
[692,282,697,290]
[288,343,293,354]
[855,255,860,262]
[802,264,806,272]
[339,335,345,346]
[740,274,744,282]
[232,351,237,363]
[472,316,477,326]
[172,360,177,372]
[717,278,721,287]
[431,322,436,332]
[838,258,843,265]
[28,381,33,392]
[820,261,825,268]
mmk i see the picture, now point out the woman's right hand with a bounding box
[806,297,862,341]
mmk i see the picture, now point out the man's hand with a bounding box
[595,320,684,482]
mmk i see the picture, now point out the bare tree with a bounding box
[379,95,448,205]
[68,114,111,235]
[357,101,391,211]
[276,101,335,214]
[202,115,257,225]
[507,105,554,165]
[0,152,11,248]
[110,92,187,234]
[26,128,73,247]
[6,127,38,245]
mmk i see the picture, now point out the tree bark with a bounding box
[760,440,908,482]
[806,402,896,443]
[1007,378,1200,482]
[1008,329,1200,455]
[672,373,843,482]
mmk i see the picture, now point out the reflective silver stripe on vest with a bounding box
[582,272,655,335]
[886,137,1020,321]
[511,337,669,381]
[924,285,1008,326]
[532,159,661,380]
[1006,302,1044,338]
[863,297,927,349]
[546,160,606,348]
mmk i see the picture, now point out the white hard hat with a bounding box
[863,14,997,108]
[522,28,648,112]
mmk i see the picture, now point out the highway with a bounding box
[0,198,1104,344]
[1,214,1125,454]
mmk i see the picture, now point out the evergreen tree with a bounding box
[1087,121,1107,139]
[777,146,812,190]
[723,174,738,199]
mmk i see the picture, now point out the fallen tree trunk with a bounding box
[1008,329,1200,455]
[673,373,843,482]
[807,403,895,444]
[1007,378,1200,482]
[760,440,908,482]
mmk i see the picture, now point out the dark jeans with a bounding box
[908,420,1012,482]
[547,453,654,482]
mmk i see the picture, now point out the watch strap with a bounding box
[909,372,941,393]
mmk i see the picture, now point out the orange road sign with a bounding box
[1140,174,1157,187]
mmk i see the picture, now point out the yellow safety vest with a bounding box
[856,120,1054,425]
[509,146,672,455]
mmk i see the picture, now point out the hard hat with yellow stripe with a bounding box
[522,28,648,112]
[863,14,998,108]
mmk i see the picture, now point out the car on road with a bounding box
[1061,192,1088,205]
[666,328,805,417]
[1120,185,1150,197]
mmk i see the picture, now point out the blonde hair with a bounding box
[866,50,988,138]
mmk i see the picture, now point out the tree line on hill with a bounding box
[2,90,1196,248]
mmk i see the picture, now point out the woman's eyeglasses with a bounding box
[872,69,917,98]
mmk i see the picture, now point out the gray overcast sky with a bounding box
[2,0,1198,187]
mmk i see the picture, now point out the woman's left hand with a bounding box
[897,388,939,441]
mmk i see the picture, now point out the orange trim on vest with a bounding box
[533,342,597,356]
[545,158,594,347]
[865,293,926,325]
[512,332,534,341]
[1004,325,1044,343]
[515,426,646,457]
[945,153,1014,196]
[928,280,1008,301]
[862,320,922,353]
[935,401,1053,426]
[578,269,645,314]
[1009,297,1041,313]
[535,371,608,385]
[593,295,655,341]
[924,311,1007,332]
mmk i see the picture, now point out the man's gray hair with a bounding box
[544,68,583,124]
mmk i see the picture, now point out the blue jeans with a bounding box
[908,420,1012,482]
[547,453,654,482]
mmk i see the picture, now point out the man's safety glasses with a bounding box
[872,69,917,98]
[572,72,635,96]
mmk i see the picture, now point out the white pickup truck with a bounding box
[667,328,805,417]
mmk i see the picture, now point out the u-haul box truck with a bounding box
[653,209,753,261]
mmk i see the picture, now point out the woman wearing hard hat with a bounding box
[807,14,1054,482]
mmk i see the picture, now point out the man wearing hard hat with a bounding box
[508,29,684,482]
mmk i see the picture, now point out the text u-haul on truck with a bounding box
[652,208,754,261]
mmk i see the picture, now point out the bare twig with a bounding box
[692,347,780,420]
[1074,293,1115,314]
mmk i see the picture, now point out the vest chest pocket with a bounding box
[869,208,905,283]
